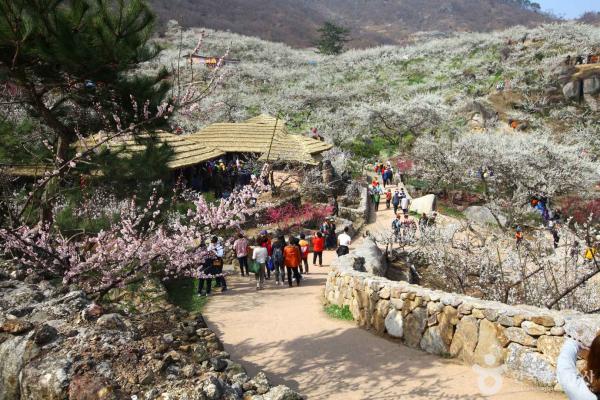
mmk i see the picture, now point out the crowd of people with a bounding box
[184,157,265,199]
[198,223,353,294]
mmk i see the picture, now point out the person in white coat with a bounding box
[557,335,600,400]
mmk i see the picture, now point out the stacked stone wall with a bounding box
[324,263,600,389]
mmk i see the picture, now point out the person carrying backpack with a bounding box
[392,190,401,215]
[299,233,310,274]
[283,238,302,287]
[272,235,286,285]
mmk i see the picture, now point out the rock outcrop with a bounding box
[331,237,388,277]
[409,194,436,215]
[0,278,302,400]
[464,206,507,227]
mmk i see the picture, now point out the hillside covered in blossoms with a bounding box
[157,21,600,149]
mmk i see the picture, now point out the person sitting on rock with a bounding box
[557,332,600,399]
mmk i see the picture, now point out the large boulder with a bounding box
[562,80,581,100]
[403,307,427,348]
[420,325,450,356]
[409,194,436,215]
[563,314,600,347]
[464,206,507,227]
[505,343,556,387]
[450,316,479,363]
[0,332,39,400]
[20,357,71,400]
[473,319,505,367]
[348,238,388,277]
[384,308,404,338]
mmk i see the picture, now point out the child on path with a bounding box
[299,233,310,274]
[283,238,302,287]
[312,231,325,267]
[252,238,268,290]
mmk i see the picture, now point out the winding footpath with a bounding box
[204,191,566,399]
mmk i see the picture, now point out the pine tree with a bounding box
[315,22,350,55]
[0,0,170,220]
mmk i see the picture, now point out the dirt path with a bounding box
[203,187,566,399]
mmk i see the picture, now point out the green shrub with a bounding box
[164,278,209,312]
[324,304,354,320]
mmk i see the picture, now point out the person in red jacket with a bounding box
[283,238,302,287]
[312,231,325,267]
[259,230,273,280]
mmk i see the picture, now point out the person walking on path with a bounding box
[197,242,215,297]
[312,231,325,267]
[336,227,352,257]
[299,233,310,274]
[272,235,286,285]
[252,238,268,290]
[233,233,250,276]
[325,218,337,250]
[392,214,403,246]
[259,231,273,280]
[385,189,392,210]
[557,333,600,399]
[208,236,227,292]
[400,194,410,216]
[283,238,302,287]
[371,184,382,212]
[392,189,400,215]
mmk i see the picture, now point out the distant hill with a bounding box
[580,12,600,26]
[150,0,555,48]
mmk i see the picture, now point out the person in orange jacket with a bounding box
[283,237,302,287]
[298,233,310,274]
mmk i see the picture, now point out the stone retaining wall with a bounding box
[339,187,371,225]
[324,260,600,389]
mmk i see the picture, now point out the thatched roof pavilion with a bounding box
[79,131,226,170]
[187,114,332,165]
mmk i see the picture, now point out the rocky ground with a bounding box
[0,268,303,400]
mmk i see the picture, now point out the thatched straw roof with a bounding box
[0,164,52,178]
[79,131,225,170]
[187,114,332,165]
